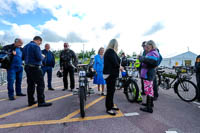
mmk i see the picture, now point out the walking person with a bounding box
[23,36,52,107]
[195,55,200,102]
[3,38,26,100]
[103,39,123,115]
[93,47,106,96]
[138,40,160,113]
[41,44,55,91]
[60,43,77,91]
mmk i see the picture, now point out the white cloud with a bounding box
[1,0,200,57]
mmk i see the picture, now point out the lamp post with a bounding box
[83,43,85,63]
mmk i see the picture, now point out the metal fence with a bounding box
[0,69,7,85]
[0,62,60,86]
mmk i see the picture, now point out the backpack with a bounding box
[0,50,12,69]
[157,52,163,66]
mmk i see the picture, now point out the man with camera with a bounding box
[60,43,77,91]
[2,38,26,100]
[23,36,52,107]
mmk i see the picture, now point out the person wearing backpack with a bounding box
[2,38,26,100]
[138,40,159,113]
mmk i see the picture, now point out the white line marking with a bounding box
[165,131,178,133]
[124,112,139,116]
[198,106,200,108]
[193,101,200,105]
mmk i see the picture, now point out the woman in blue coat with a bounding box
[93,47,106,95]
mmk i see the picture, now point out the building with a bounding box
[160,51,198,68]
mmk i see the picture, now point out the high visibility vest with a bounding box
[134,59,140,68]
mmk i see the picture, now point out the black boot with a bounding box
[141,96,154,107]
[140,96,153,113]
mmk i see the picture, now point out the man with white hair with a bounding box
[2,38,26,100]
[41,43,55,91]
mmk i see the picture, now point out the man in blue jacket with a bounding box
[23,36,52,107]
[3,38,26,100]
[41,44,55,91]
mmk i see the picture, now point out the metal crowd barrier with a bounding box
[0,62,59,86]
[0,69,7,85]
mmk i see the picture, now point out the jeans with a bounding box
[7,66,23,98]
[41,66,53,89]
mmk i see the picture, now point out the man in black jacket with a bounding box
[121,53,130,67]
[41,44,55,91]
[195,55,200,102]
[3,38,26,100]
[60,43,77,91]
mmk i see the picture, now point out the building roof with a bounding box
[170,51,197,59]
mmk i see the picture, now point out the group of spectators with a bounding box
[2,36,199,116]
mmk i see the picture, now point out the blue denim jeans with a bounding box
[7,66,23,98]
[41,66,53,89]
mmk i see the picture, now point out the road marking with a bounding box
[68,110,124,122]
[193,101,200,105]
[124,112,139,117]
[165,131,178,133]
[0,93,124,129]
[198,106,200,108]
[0,99,6,102]
[0,94,72,119]
[0,85,97,117]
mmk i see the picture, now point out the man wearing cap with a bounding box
[41,44,55,91]
[23,36,52,107]
[60,43,77,91]
[2,38,26,100]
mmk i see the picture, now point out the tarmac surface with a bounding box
[0,69,200,133]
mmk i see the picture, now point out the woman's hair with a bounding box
[146,40,157,49]
[98,47,104,54]
[106,39,118,52]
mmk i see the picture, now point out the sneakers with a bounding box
[38,102,52,107]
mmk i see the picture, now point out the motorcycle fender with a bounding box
[174,81,179,93]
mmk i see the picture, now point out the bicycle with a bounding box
[75,64,96,118]
[156,66,199,102]
[115,66,139,103]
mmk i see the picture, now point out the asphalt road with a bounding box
[0,70,200,133]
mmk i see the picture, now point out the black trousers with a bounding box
[25,66,45,104]
[105,75,117,111]
[196,73,200,100]
[63,67,75,90]
[153,76,159,98]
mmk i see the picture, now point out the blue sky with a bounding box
[0,8,56,30]
[0,0,200,58]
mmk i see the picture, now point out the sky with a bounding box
[0,0,200,58]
